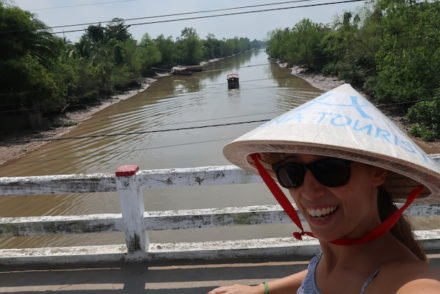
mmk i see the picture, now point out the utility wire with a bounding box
[47,0,323,29]
[1,88,427,145]
[5,119,270,144]
[42,107,282,140]
[14,137,237,165]
[51,0,366,34]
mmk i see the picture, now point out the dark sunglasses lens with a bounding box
[275,163,305,188]
[311,158,351,187]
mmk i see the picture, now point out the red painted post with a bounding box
[115,165,139,177]
[115,165,147,258]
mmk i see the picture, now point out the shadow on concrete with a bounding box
[0,261,309,294]
[1,254,438,293]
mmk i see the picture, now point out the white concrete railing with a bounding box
[0,159,440,265]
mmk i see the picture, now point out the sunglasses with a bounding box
[272,157,352,188]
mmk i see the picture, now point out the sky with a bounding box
[11,0,365,42]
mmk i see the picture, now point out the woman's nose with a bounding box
[301,170,326,199]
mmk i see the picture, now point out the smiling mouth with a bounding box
[307,206,338,218]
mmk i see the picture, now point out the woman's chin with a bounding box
[312,232,339,243]
[309,225,345,242]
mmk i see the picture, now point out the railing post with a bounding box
[115,165,147,258]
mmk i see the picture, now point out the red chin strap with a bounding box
[250,154,424,246]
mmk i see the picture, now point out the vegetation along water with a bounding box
[266,0,440,140]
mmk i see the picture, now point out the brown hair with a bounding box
[378,187,427,261]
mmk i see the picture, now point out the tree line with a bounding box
[0,2,264,133]
[266,0,440,140]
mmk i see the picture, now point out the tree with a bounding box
[0,3,65,127]
[176,27,204,65]
[266,19,328,71]
[203,34,221,59]
[105,18,131,42]
[154,35,176,68]
[373,0,440,104]
[138,33,162,76]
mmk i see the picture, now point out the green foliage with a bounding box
[153,35,177,68]
[138,34,161,76]
[105,18,131,42]
[176,27,204,65]
[373,1,440,104]
[266,0,440,139]
[0,2,65,118]
[203,34,222,59]
[407,89,440,141]
[321,8,379,87]
[266,28,292,62]
[266,20,329,71]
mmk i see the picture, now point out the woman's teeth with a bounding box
[307,206,337,218]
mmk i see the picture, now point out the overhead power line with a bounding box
[6,119,270,144]
[51,0,365,34]
[48,0,322,29]
[6,137,237,166]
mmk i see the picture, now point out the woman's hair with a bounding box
[378,187,427,261]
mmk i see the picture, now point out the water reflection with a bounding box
[203,51,254,81]
[227,89,241,98]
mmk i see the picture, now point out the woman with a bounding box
[208,84,440,293]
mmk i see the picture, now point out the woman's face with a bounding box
[283,154,387,242]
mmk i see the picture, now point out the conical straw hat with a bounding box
[224,84,440,203]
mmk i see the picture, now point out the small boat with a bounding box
[184,65,203,72]
[227,73,240,89]
[171,66,193,76]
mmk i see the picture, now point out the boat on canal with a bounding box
[227,73,240,89]
[184,65,203,72]
[171,65,203,75]
[171,66,193,75]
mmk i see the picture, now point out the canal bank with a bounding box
[0,78,157,166]
[0,56,229,167]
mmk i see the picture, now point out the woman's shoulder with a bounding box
[371,260,440,293]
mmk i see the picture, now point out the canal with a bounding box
[1,50,435,249]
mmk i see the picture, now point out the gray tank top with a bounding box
[297,254,380,294]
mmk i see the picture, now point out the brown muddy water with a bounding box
[0,50,437,249]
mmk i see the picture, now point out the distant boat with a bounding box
[155,72,171,77]
[171,66,193,76]
[227,73,240,89]
[184,65,203,72]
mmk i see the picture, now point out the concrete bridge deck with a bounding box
[0,260,308,294]
[1,254,439,294]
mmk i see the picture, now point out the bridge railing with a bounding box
[0,159,439,265]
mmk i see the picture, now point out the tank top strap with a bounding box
[298,253,380,294]
[360,268,380,294]
[296,253,323,294]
